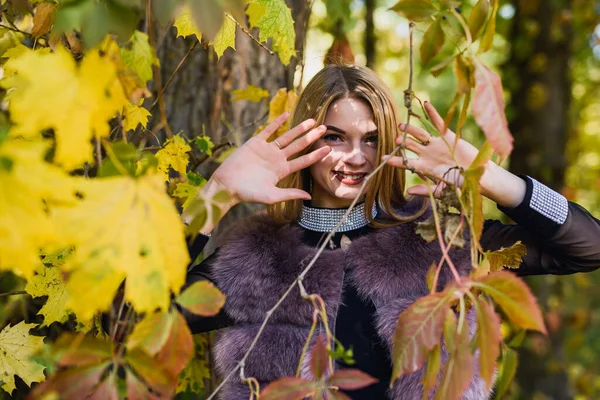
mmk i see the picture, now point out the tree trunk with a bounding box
[502,1,573,399]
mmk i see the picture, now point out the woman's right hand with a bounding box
[200,112,330,207]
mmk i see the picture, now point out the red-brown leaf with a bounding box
[472,63,514,162]
[53,333,113,367]
[32,2,57,39]
[434,320,474,400]
[88,372,118,400]
[126,368,161,400]
[155,310,194,377]
[328,389,353,400]
[475,271,547,334]
[328,369,378,390]
[126,310,173,355]
[260,377,317,400]
[176,280,226,316]
[474,297,501,390]
[311,335,329,379]
[125,349,176,397]
[28,362,110,399]
[391,287,459,381]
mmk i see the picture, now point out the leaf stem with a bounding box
[0,290,27,297]
[226,13,275,56]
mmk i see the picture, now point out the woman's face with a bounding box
[309,97,378,208]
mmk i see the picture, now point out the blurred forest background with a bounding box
[1,0,599,399]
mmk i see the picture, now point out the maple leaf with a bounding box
[485,241,527,272]
[231,85,269,102]
[176,334,210,394]
[254,88,298,138]
[25,263,71,326]
[156,135,191,180]
[2,46,128,170]
[120,30,160,85]
[246,0,296,65]
[0,322,46,394]
[173,7,203,41]
[0,139,75,278]
[122,102,151,132]
[52,174,190,319]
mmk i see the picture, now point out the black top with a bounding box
[184,177,600,398]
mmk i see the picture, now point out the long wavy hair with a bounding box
[267,64,427,227]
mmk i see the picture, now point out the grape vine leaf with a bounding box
[0,322,46,394]
[52,174,190,318]
[156,135,191,180]
[246,0,296,65]
[120,30,160,85]
[2,46,128,170]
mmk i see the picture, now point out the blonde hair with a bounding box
[267,64,427,227]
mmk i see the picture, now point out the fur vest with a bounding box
[211,203,488,400]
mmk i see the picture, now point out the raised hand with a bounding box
[204,112,330,204]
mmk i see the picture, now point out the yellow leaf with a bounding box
[156,135,191,181]
[0,139,75,278]
[246,0,296,65]
[0,322,46,394]
[2,46,128,170]
[484,241,527,272]
[211,16,236,59]
[32,2,57,39]
[173,182,202,211]
[231,85,269,102]
[176,334,211,394]
[255,88,298,138]
[122,103,151,132]
[120,30,160,84]
[25,263,71,326]
[53,174,190,318]
[174,7,202,41]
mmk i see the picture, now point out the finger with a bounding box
[424,102,447,136]
[381,155,424,171]
[256,112,291,140]
[283,125,327,158]
[406,184,430,197]
[398,123,431,145]
[276,118,317,148]
[396,135,424,153]
[268,188,312,203]
[288,146,331,173]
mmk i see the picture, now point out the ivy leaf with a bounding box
[122,103,151,132]
[53,174,190,318]
[231,85,270,102]
[390,0,438,21]
[475,271,547,334]
[311,336,329,380]
[391,285,460,382]
[176,280,226,316]
[0,322,46,394]
[467,0,489,41]
[127,311,174,355]
[485,241,526,272]
[32,2,57,39]
[246,0,296,65]
[155,310,194,378]
[260,377,318,400]
[25,264,71,326]
[2,47,128,170]
[211,15,236,59]
[472,63,514,163]
[156,135,192,180]
[327,369,378,390]
[420,17,445,65]
[474,296,501,391]
[120,30,160,84]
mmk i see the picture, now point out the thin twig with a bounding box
[0,290,27,297]
[0,23,27,34]
[95,137,102,167]
[151,41,199,110]
[225,13,275,55]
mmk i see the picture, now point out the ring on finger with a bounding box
[274,139,283,149]
[422,134,433,146]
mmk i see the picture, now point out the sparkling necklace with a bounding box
[298,202,377,232]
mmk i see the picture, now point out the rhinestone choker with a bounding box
[298,202,377,232]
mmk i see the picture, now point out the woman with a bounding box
[184,65,600,399]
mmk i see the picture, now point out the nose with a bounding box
[342,146,367,167]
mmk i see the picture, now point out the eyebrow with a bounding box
[325,125,378,136]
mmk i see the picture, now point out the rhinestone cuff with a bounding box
[529,177,568,224]
[298,203,377,232]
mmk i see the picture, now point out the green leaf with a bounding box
[454,55,475,94]
[120,30,160,84]
[494,347,518,399]
[152,0,183,25]
[173,6,202,41]
[176,335,211,394]
[211,15,236,59]
[426,262,437,292]
[467,0,489,41]
[194,135,214,156]
[188,0,224,41]
[173,182,202,211]
[186,171,206,186]
[126,311,174,355]
[474,296,501,391]
[429,53,456,77]
[484,241,527,272]
[231,85,270,102]
[390,0,438,21]
[246,0,296,65]
[327,369,378,390]
[212,189,232,205]
[478,0,498,53]
[420,18,445,65]
[176,280,226,316]
[422,344,441,397]
[310,336,329,380]
[260,377,317,400]
[475,271,547,334]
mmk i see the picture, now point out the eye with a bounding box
[365,135,378,144]
[323,133,343,142]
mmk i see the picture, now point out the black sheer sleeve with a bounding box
[182,235,234,333]
[480,176,600,276]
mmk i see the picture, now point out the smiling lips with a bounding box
[333,171,368,185]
